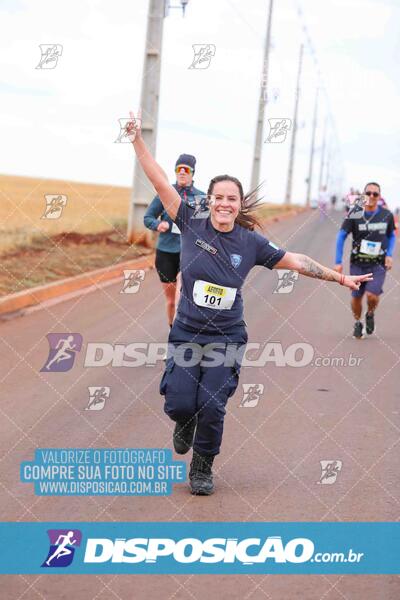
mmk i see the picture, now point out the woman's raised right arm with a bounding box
[128,111,181,221]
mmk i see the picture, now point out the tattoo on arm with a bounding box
[297,256,337,282]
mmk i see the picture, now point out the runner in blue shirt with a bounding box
[128,111,372,496]
[144,154,206,327]
[334,182,396,338]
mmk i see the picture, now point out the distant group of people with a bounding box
[315,184,398,220]
[344,186,389,213]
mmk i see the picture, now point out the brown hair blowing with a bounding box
[207,175,265,231]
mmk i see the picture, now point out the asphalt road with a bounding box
[1,209,399,599]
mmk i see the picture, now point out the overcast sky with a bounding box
[1,0,399,208]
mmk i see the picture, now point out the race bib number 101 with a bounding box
[193,280,237,310]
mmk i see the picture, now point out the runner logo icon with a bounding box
[188,44,216,70]
[85,386,111,411]
[41,195,67,219]
[318,460,343,485]
[41,529,82,568]
[239,383,264,407]
[41,333,83,372]
[266,118,292,143]
[274,269,299,294]
[120,270,145,294]
[36,44,63,69]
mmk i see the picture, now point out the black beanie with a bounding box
[175,153,196,172]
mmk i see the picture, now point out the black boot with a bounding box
[189,452,214,495]
[173,417,197,455]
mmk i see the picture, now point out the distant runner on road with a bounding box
[318,185,330,220]
[144,154,206,328]
[334,182,396,338]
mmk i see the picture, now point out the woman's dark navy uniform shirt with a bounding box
[173,200,286,331]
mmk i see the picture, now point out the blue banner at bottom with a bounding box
[0,522,397,574]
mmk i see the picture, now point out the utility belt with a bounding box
[351,239,386,265]
[351,255,385,265]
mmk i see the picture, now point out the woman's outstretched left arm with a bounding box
[274,252,373,291]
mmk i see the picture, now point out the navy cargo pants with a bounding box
[160,319,248,456]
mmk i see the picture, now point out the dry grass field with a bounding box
[0,174,143,296]
[0,174,296,296]
[0,174,131,254]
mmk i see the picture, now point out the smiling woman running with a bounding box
[127,111,372,496]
